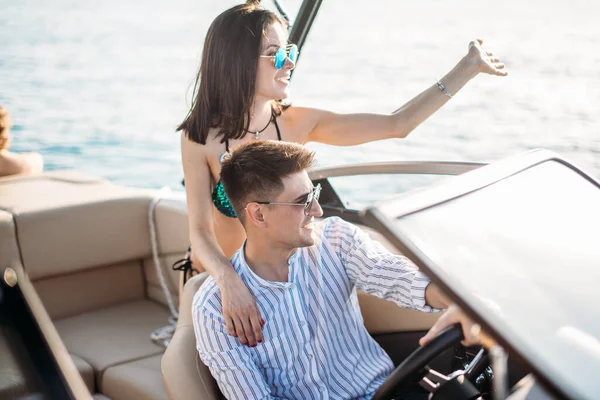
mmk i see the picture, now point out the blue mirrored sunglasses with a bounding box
[259,44,299,70]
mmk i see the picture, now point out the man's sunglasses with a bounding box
[259,44,299,70]
[255,183,321,216]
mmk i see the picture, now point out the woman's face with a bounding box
[255,23,295,102]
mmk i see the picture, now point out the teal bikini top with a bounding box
[212,117,282,218]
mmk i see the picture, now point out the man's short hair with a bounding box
[220,141,315,222]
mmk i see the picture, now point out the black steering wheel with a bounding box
[372,324,486,400]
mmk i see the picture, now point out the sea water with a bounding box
[1,0,599,207]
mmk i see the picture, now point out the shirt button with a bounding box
[300,321,306,326]
[308,353,314,359]
[319,386,326,392]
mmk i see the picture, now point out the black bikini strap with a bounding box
[225,139,229,153]
[273,117,282,141]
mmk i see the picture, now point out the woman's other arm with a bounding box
[181,133,263,346]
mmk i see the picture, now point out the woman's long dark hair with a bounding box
[177,2,287,145]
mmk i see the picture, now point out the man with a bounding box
[193,141,478,399]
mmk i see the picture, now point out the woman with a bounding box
[0,105,44,177]
[178,2,506,347]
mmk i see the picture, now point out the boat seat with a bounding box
[54,300,170,374]
[102,355,165,400]
[71,354,95,394]
[162,272,222,400]
[0,171,189,399]
[0,208,105,398]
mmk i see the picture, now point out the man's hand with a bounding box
[419,304,480,347]
[219,273,264,346]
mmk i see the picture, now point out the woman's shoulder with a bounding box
[0,151,43,177]
[280,104,312,120]
[278,104,323,144]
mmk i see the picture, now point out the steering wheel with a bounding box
[372,324,487,400]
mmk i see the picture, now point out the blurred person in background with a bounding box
[0,105,43,177]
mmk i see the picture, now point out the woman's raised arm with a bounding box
[295,39,506,147]
[181,133,263,346]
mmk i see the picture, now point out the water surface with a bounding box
[2,0,599,205]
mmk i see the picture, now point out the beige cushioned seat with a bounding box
[1,172,190,399]
[54,300,169,373]
[102,355,166,400]
[162,272,222,400]
[0,208,92,398]
[92,395,112,400]
[71,354,95,393]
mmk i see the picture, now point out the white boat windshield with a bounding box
[379,160,600,400]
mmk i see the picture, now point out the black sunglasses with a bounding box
[253,184,321,216]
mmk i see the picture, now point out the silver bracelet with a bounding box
[436,79,453,98]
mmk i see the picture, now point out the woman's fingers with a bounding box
[249,308,265,345]
[467,38,508,77]
[228,306,265,346]
[491,63,508,76]
[224,316,236,337]
[483,53,508,76]
[233,315,249,345]
[240,310,258,346]
[469,38,484,49]
[220,275,265,346]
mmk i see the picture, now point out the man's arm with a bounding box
[328,218,442,312]
[425,283,450,309]
[326,218,482,347]
[192,293,274,400]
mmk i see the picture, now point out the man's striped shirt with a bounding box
[193,217,437,399]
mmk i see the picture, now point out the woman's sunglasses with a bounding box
[259,44,299,70]
[254,183,321,216]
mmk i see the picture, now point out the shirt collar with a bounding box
[236,241,301,291]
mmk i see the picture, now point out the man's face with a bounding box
[263,171,323,248]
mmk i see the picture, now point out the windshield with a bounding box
[392,160,600,400]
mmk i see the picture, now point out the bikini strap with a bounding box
[273,116,282,141]
[225,139,230,153]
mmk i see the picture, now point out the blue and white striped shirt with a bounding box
[193,217,436,400]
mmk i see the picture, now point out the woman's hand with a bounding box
[466,39,508,77]
[219,272,264,346]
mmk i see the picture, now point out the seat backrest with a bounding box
[0,171,185,318]
[0,210,91,399]
[161,272,222,400]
